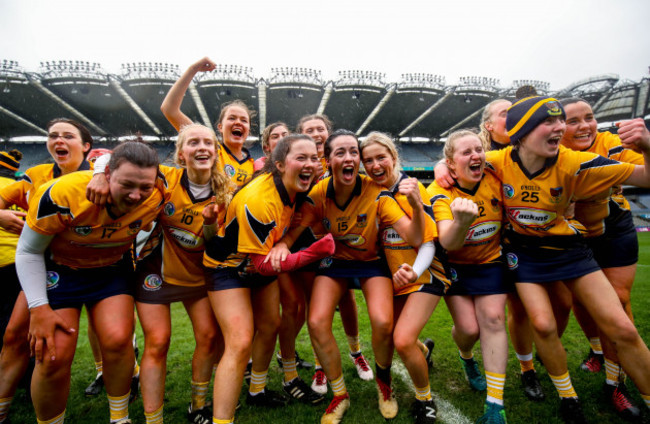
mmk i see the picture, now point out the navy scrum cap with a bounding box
[506,96,565,143]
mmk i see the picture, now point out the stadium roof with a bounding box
[1,60,649,142]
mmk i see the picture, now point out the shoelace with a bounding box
[612,387,634,411]
[313,370,326,385]
[354,356,370,371]
[377,379,392,400]
[325,395,348,413]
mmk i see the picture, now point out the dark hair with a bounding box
[296,114,333,134]
[7,149,22,162]
[46,118,94,158]
[558,97,589,107]
[259,134,315,178]
[515,85,538,100]
[108,140,159,172]
[324,129,358,159]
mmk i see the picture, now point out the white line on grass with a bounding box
[392,360,472,424]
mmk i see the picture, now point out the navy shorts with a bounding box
[46,255,135,310]
[503,239,600,284]
[588,211,638,269]
[204,267,275,292]
[134,248,206,304]
[315,258,391,280]
[446,260,513,296]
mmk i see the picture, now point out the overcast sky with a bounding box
[2,0,649,90]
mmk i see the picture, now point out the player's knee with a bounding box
[528,314,557,339]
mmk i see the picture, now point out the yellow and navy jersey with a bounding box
[0,176,24,267]
[427,172,503,265]
[486,145,635,244]
[0,161,91,211]
[573,131,643,237]
[219,143,254,187]
[203,172,298,272]
[381,172,445,295]
[300,175,406,262]
[27,171,164,269]
[156,166,214,287]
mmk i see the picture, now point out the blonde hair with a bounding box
[175,123,235,206]
[360,131,401,177]
[444,129,481,161]
[478,99,510,151]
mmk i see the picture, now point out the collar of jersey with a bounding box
[326,175,362,211]
[453,175,484,196]
[52,160,91,179]
[181,169,213,203]
[220,142,251,165]
[273,172,294,206]
[510,148,558,180]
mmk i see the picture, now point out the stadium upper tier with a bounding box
[1,60,649,142]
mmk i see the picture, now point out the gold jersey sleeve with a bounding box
[203,173,296,270]
[27,171,163,269]
[427,172,503,264]
[0,176,24,267]
[486,146,634,240]
[574,131,643,236]
[381,175,435,266]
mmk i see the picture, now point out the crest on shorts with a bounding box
[506,253,519,270]
[163,202,175,217]
[46,271,59,289]
[319,257,333,269]
[143,274,162,291]
[549,186,563,204]
[449,267,458,283]
[502,184,515,199]
[74,226,92,236]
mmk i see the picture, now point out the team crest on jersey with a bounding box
[502,184,515,199]
[356,214,367,228]
[128,220,142,235]
[506,253,519,270]
[46,271,59,290]
[549,187,563,204]
[224,164,236,178]
[163,202,175,217]
[490,197,500,212]
[322,218,331,231]
[143,274,162,291]
[319,257,333,269]
[74,226,93,236]
[449,267,458,283]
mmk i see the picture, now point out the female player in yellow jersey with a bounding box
[89,124,234,423]
[478,99,546,402]
[202,135,334,424]
[161,57,255,187]
[554,97,645,420]
[270,130,427,423]
[428,130,510,424]
[254,122,289,172]
[16,141,162,424]
[491,96,650,422]
[0,119,93,423]
[294,115,374,397]
[359,132,441,423]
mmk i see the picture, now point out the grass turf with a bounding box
[6,233,650,423]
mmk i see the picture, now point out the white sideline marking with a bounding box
[392,361,472,424]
